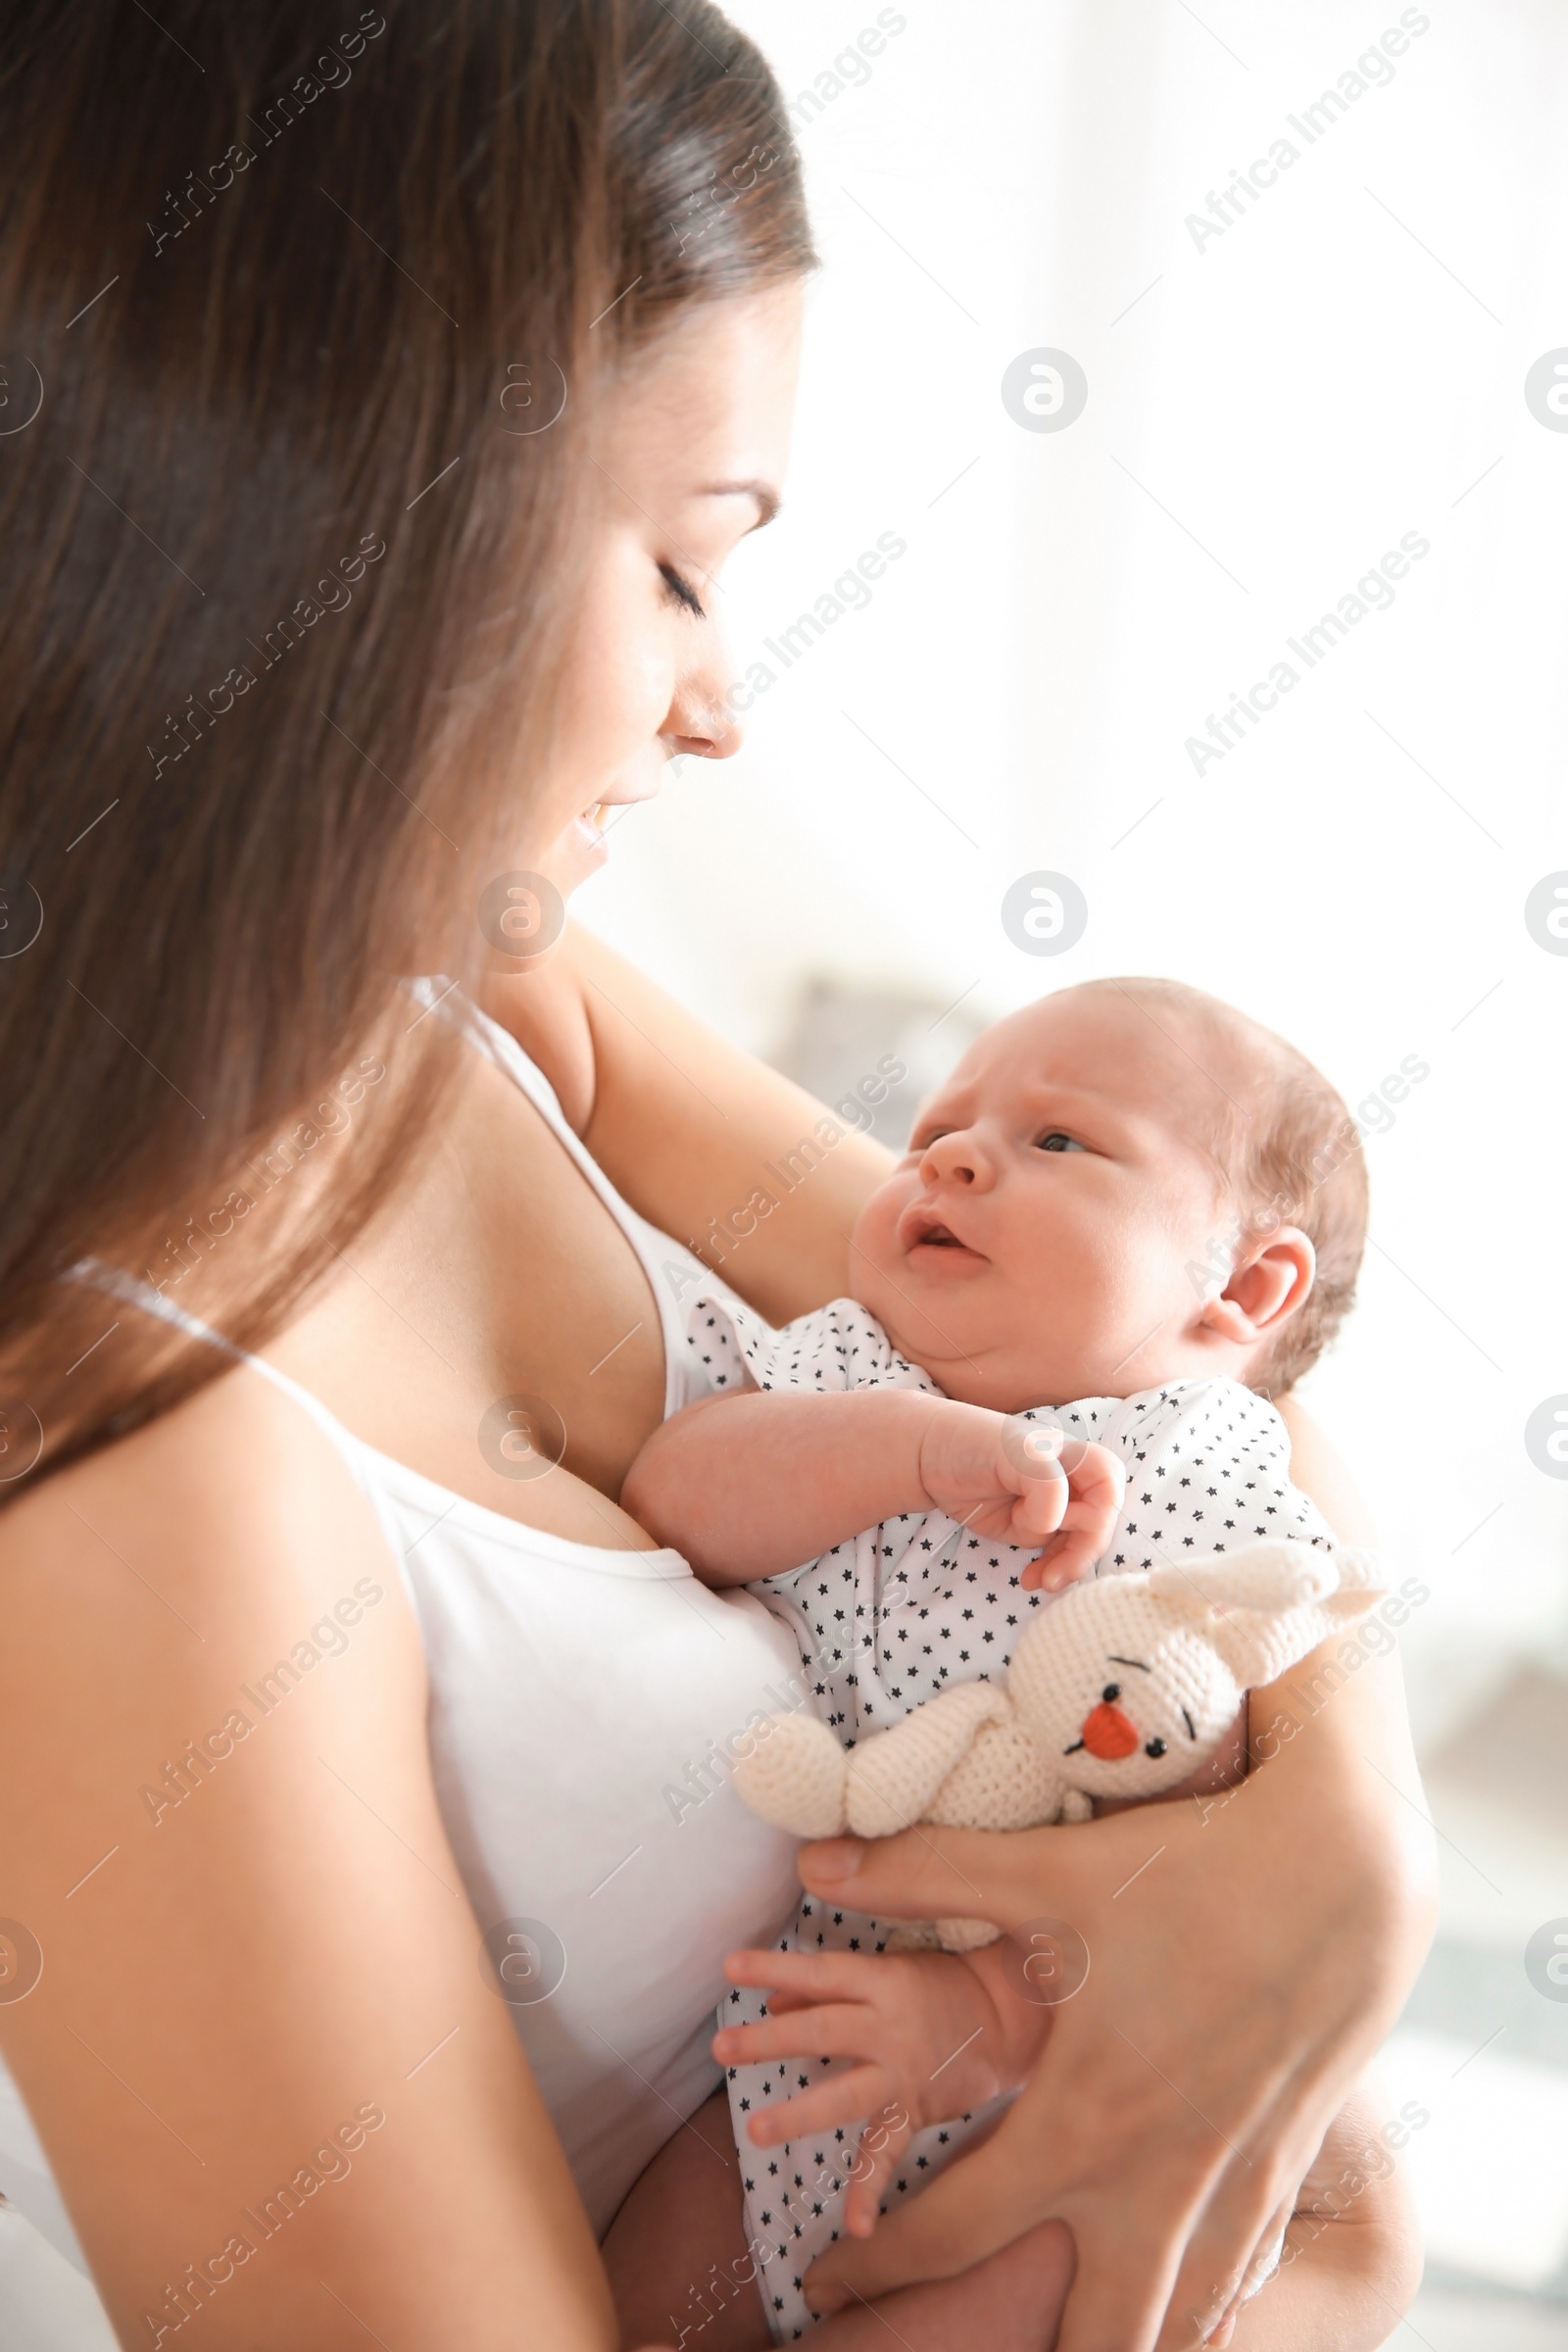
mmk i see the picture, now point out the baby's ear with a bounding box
[1197,1230,1314,1348]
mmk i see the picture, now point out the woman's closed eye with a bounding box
[659,561,707,619]
[1036,1131,1086,1153]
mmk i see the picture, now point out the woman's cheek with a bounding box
[618,634,675,740]
[557,551,672,773]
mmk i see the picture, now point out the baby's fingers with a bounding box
[724,1946,902,2005]
[844,2104,915,2237]
[997,1423,1069,1533]
[746,2065,892,2148]
[713,1999,885,2075]
[1003,1469,1068,1543]
[1020,1523,1102,1592]
[1063,1444,1124,1557]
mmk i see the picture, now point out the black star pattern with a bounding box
[681,1290,1336,2344]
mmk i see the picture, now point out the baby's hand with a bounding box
[712,1942,1049,2238]
[916,1401,1124,1592]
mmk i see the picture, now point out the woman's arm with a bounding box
[1275,1394,1379,1546]
[0,1374,616,2351]
[484,924,895,1323]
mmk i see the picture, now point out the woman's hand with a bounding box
[795,1639,1438,2352]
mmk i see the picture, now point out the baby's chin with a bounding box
[855,1271,1067,1410]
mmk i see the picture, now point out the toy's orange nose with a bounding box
[1080,1701,1139,1760]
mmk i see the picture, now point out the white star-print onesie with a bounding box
[685,1290,1333,2342]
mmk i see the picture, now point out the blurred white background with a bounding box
[575,2,1568,2340]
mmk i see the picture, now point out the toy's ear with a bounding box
[1143,1538,1337,1616]
[1206,1587,1382,1689]
[1316,1587,1385,1631]
[1328,1546,1382,1593]
[1204,1606,1306,1690]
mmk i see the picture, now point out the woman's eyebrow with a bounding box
[701,478,781,528]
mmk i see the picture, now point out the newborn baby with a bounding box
[618,976,1400,2350]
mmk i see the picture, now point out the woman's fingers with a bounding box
[1150,2119,1313,2352]
[798,1818,1073,1931]
[747,2065,891,2146]
[1158,2075,1381,2349]
[1051,2229,1189,2352]
[804,2090,1204,2352]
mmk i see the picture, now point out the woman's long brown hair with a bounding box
[0,0,812,1489]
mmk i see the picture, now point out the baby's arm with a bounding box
[622,1390,1123,1591]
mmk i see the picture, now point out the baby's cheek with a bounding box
[1047,1217,1146,1350]
[847,1194,905,1315]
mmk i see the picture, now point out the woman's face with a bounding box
[530,280,805,897]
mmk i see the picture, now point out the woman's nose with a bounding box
[663,652,744,760]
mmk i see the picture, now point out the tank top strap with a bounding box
[405,974,578,1141]
[405,976,705,1408]
[75,979,713,1453]
[72,1260,370,1469]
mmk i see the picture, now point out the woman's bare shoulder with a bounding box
[1,1357,411,1656]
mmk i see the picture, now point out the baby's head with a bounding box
[851,977,1367,1413]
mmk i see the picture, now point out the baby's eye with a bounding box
[1037,1132,1086,1153]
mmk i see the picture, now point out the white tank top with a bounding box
[0,990,803,2279]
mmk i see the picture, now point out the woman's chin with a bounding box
[547,811,611,898]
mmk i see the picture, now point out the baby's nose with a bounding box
[1079,1699,1139,1760]
[920,1127,989,1187]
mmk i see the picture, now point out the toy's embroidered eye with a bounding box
[1144,1737,1167,1758]
[1181,1707,1197,1740]
[1102,1682,1120,1703]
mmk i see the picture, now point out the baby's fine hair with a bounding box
[1067,977,1369,1397]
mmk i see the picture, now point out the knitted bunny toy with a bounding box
[732,1537,1381,1950]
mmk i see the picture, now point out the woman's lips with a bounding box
[566,803,608,865]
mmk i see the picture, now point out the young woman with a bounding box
[0,5,1434,2346]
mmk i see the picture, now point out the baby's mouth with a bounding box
[901,1205,985,1259]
